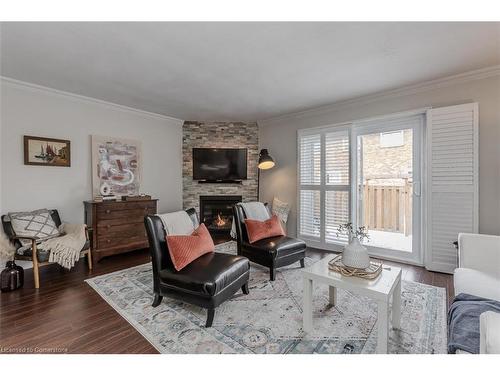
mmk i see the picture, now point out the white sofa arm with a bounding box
[480,311,500,354]
[458,233,500,278]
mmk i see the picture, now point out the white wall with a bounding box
[0,80,2,215]
[259,74,500,237]
[0,79,184,224]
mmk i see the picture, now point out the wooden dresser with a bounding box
[84,199,157,262]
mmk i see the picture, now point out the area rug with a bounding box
[85,241,447,354]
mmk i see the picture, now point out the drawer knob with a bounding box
[107,239,111,243]
[105,210,111,214]
[107,225,110,229]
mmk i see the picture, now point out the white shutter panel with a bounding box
[299,134,321,185]
[299,190,321,238]
[324,131,350,243]
[325,131,350,185]
[298,133,321,238]
[325,190,350,242]
[426,103,479,273]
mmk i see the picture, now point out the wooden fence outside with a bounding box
[362,179,412,236]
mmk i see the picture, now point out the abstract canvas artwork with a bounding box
[24,135,71,167]
[91,135,141,197]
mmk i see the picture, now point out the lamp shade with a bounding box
[258,149,275,170]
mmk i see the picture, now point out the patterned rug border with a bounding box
[85,243,447,354]
[85,264,166,353]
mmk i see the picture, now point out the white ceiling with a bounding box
[1,22,499,121]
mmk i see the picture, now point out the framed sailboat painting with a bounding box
[23,135,71,167]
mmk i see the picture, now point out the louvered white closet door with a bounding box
[426,103,479,273]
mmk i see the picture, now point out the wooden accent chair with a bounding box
[1,209,92,289]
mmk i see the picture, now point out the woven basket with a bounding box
[328,255,382,280]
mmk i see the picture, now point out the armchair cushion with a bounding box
[16,246,51,262]
[480,311,500,354]
[158,252,249,297]
[16,237,90,263]
[166,223,215,271]
[454,268,500,301]
[458,233,500,278]
[245,215,285,243]
[8,209,60,247]
[246,235,307,258]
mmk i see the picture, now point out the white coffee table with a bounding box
[302,255,402,354]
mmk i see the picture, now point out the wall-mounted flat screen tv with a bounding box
[192,148,247,181]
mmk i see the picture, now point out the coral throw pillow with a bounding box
[244,215,285,244]
[166,223,215,271]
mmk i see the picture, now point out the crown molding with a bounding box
[260,64,500,125]
[0,76,184,124]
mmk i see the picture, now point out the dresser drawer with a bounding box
[96,216,144,227]
[97,224,148,248]
[98,235,148,249]
[97,222,146,236]
[96,207,156,220]
[96,201,157,212]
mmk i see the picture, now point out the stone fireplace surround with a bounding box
[182,121,259,218]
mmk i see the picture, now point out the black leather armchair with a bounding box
[144,208,250,327]
[232,203,306,281]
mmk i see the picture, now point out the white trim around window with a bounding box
[351,114,424,265]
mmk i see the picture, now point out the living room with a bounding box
[1,1,499,372]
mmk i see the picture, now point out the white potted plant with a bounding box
[337,223,370,269]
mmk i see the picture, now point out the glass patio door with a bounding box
[353,115,423,264]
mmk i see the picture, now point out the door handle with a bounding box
[413,181,421,197]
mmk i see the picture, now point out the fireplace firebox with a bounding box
[199,195,242,238]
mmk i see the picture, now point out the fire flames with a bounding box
[215,213,226,227]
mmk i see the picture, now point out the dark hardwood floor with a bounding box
[0,245,453,354]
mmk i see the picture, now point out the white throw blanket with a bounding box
[38,223,87,270]
[157,211,195,235]
[230,202,270,238]
[0,231,16,266]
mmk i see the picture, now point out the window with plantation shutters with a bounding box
[296,103,477,268]
[298,127,350,244]
[426,103,479,273]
